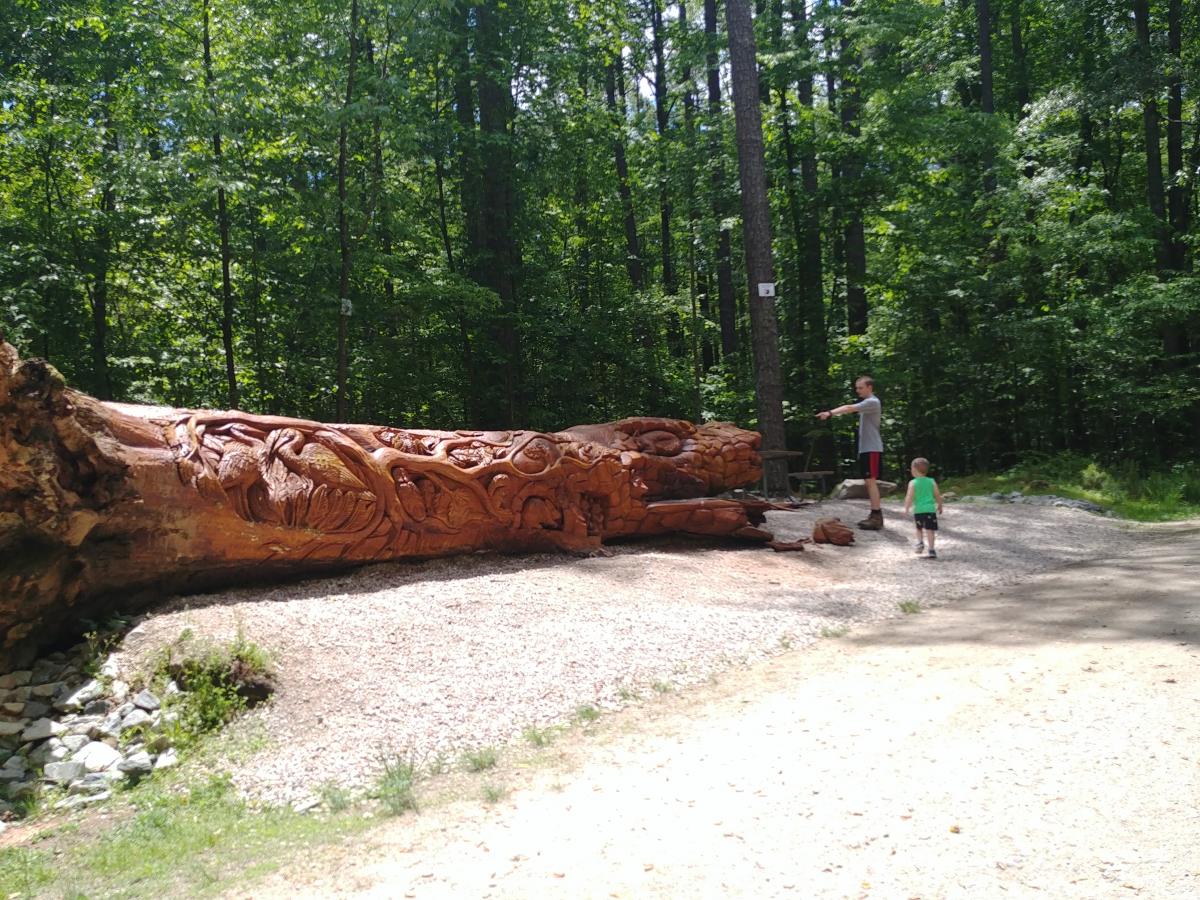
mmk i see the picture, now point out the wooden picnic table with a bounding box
[757,450,835,499]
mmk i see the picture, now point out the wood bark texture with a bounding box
[0,341,770,667]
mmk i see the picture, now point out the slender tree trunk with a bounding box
[91,79,118,401]
[680,1,706,390]
[475,0,523,427]
[705,0,737,359]
[1165,0,1187,270]
[202,0,238,408]
[1132,0,1169,272]
[1010,0,1030,117]
[606,58,645,291]
[769,0,807,378]
[335,0,361,421]
[837,2,868,337]
[650,0,676,295]
[790,0,826,385]
[725,0,787,493]
[976,0,997,192]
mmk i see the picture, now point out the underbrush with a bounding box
[150,629,276,749]
[940,453,1200,522]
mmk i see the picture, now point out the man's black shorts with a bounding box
[914,512,939,531]
[858,451,882,480]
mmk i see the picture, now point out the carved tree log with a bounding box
[0,341,772,666]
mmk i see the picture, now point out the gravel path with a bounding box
[249,523,1200,899]
[118,499,1131,803]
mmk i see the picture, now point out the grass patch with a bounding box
[5,772,373,898]
[376,753,419,814]
[940,452,1200,522]
[575,704,601,722]
[651,681,674,695]
[0,847,55,897]
[617,686,638,702]
[898,600,921,614]
[481,784,507,805]
[318,780,353,812]
[778,634,794,650]
[522,726,554,748]
[462,746,498,772]
[819,625,849,639]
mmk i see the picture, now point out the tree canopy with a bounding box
[2,0,1197,473]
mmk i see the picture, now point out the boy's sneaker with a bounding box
[914,541,925,555]
[925,549,938,560]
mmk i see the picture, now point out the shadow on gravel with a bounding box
[847,529,1200,648]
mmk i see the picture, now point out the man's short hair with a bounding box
[911,457,930,474]
[856,375,874,388]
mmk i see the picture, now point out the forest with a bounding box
[1,0,1197,476]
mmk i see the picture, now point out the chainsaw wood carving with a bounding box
[0,340,772,665]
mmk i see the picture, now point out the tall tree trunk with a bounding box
[650,0,676,295]
[606,58,645,291]
[705,0,737,359]
[335,0,361,421]
[1009,0,1030,117]
[837,2,868,337]
[90,78,118,401]
[725,0,788,493]
[202,0,238,409]
[790,0,826,385]
[976,0,997,191]
[680,1,707,392]
[770,0,806,378]
[1165,0,1187,270]
[1132,0,1169,272]
[475,0,523,427]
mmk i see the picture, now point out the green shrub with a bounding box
[153,631,275,748]
[375,754,418,815]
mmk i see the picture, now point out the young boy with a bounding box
[903,457,943,559]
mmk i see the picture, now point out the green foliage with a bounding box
[152,631,274,748]
[375,754,419,815]
[942,453,1200,522]
[0,0,1196,470]
[462,746,498,772]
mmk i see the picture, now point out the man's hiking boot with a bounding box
[857,509,884,531]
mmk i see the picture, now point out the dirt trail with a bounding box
[252,525,1200,900]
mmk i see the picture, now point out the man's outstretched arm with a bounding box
[816,402,866,420]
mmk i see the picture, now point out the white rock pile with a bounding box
[0,647,181,814]
[962,490,1111,515]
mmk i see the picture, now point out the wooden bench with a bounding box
[757,451,834,499]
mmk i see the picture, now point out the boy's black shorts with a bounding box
[858,451,882,480]
[914,512,939,531]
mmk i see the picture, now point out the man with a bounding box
[816,376,884,530]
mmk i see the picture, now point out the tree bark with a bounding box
[606,58,645,291]
[202,0,239,409]
[831,1,868,337]
[724,0,788,494]
[650,0,677,295]
[789,0,825,382]
[1132,0,1169,271]
[1165,0,1187,270]
[1009,0,1030,117]
[474,0,523,427]
[705,0,738,359]
[0,340,772,668]
[976,0,997,191]
[335,0,361,421]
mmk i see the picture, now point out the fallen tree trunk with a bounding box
[0,340,771,667]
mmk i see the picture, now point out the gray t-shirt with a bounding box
[854,395,883,454]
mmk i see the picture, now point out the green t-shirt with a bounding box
[911,476,938,514]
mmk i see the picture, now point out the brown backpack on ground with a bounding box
[812,516,855,546]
